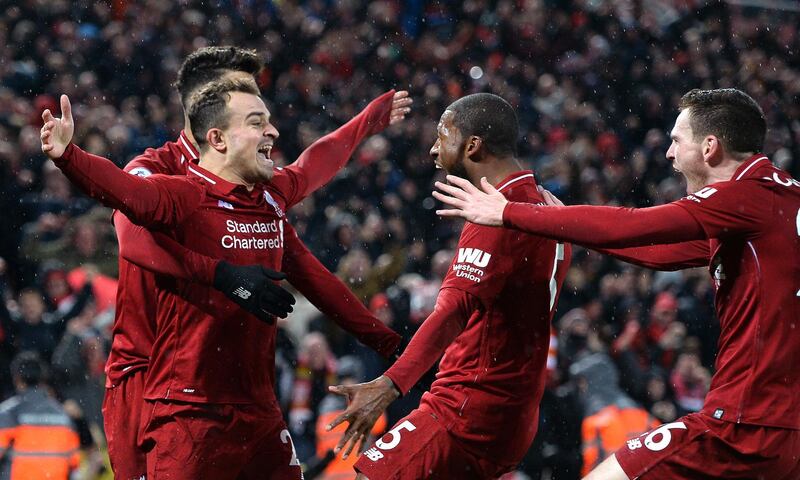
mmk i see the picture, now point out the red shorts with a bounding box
[616,412,800,479]
[102,368,147,480]
[141,399,302,480]
[354,408,509,480]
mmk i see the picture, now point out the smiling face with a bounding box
[666,109,707,193]
[430,110,468,178]
[222,91,279,184]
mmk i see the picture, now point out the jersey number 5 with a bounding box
[375,420,416,451]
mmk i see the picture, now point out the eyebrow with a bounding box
[245,112,267,121]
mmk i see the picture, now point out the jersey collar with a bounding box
[178,130,200,164]
[186,163,238,195]
[733,153,770,181]
[495,170,536,193]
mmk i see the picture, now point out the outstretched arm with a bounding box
[324,287,475,458]
[41,95,203,229]
[282,90,413,206]
[281,224,401,357]
[537,186,711,270]
[434,175,706,248]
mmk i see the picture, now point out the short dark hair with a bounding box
[175,46,262,107]
[187,77,261,149]
[679,88,766,155]
[11,351,46,387]
[446,93,519,157]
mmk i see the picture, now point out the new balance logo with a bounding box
[233,287,252,300]
[364,447,384,461]
[457,248,492,267]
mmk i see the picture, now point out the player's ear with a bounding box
[703,135,722,166]
[206,128,226,153]
[465,135,484,160]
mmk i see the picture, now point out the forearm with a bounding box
[502,203,706,248]
[115,213,218,285]
[283,238,401,357]
[56,143,201,227]
[384,288,474,395]
[597,240,710,271]
[293,90,394,196]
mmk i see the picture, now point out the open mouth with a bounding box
[257,144,272,160]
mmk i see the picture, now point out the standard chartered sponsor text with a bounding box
[222,219,283,249]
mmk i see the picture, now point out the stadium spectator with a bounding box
[0,351,81,480]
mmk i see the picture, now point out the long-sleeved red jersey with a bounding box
[503,155,800,429]
[105,94,402,388]
[384,171,572,467]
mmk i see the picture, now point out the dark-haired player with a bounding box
[326,93,572,479]
[41,77,405,478]
[99,46,411,479]
[435,88,800,479]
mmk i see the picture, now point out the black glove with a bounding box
[213,260,295,322]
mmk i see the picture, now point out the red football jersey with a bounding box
[503,155,800,430]
[57,143,310,404]
[421,171,572,465]
[105,132,195,386]
[672,155,800,429]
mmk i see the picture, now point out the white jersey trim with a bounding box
[180,135,199,161]
[187,165,217,184]
[735,156,768,181]
[497,173,534,192]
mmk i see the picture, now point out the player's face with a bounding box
[666,109,706,193]
[430,110,468,178]
[223,91,279,184]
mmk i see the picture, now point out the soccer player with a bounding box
[434,88,800,479]
[39,79,400,478]
[325,93,572,479]
[99,47,412,479]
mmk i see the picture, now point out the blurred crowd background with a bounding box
[1,0,799,478]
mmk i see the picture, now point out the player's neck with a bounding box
[470,157,523,187]
[198,153,256,191]
[183,121,199,148]
[709,156,749,184]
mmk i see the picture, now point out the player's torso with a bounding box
[146,168,291,405]
[425,172,572,463]
[703,165,800,428]
[106,140,189,385]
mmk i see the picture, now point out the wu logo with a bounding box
[233,287,252,300]
[457,248,492,267]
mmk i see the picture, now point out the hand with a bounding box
[325,375,400,459]
[388,90,413,125]
[41,94,74,159]
[213,260,295,321]
[537,185,565,206]
[433,175,507,226]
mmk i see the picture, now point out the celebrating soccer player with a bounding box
[40,71,412,478]
[84,46,412,480]
[325,93,572,479]
[434,88,800,479]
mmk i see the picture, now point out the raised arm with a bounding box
[41,95,203,229]
[280,90,412,207]
[434,175,706,248]
[281,224,401,357]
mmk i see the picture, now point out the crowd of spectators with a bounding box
[1,1,798,478]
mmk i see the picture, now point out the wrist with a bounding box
[379,375,401,399]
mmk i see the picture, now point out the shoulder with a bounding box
[124,142,185,176]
